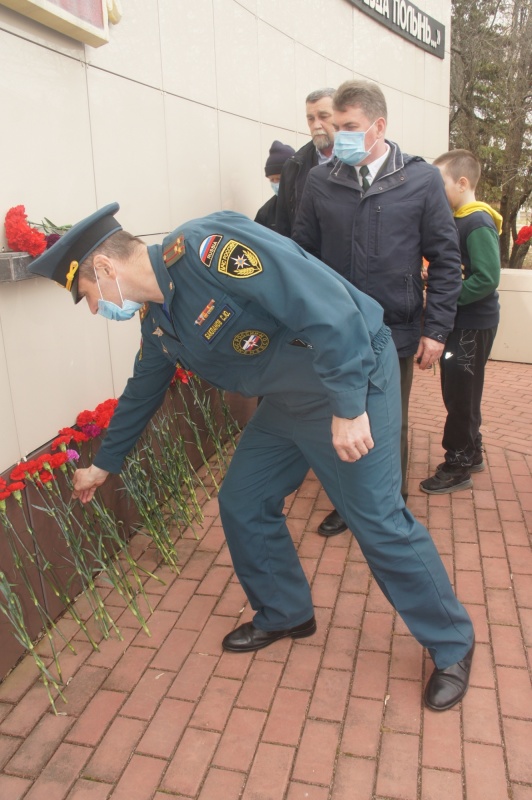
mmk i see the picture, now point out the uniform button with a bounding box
[169,281,174,290]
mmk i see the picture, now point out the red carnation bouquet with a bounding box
[4,205,47,257]
[4,205,72,257]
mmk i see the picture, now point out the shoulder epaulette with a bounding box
[163,234,186,267]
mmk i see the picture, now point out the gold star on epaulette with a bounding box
[163,234,186,267]
[153,327,164,337]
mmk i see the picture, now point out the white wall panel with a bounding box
[402,94,427,157]
[258,22,296,132]
[218,113,262,217]
[325,60,354,93]
[294,45,329,133]
[257,0,295,39]
[87,0,162,89]
[164,95,222,222]
[87,68,171,236]
[159,0,217,107]
[0,324,19,469]
[292,0,354,68]
[213,0,260,120]
[0,278,114,460]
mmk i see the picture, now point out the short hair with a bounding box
[333,80,387,121]
[433,149,481,189]
[305,87,336,104]
[79,230,144,281]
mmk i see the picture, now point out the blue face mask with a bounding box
[95,269,142,321]
[333,122,377,167]
[97,297,143,321]
[271,182,280,196]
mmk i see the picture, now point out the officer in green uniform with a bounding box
[29,203,475,711]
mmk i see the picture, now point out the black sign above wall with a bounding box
[348,0,445,59]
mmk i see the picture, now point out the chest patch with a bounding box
[232,329,269,355]
[199,234,223,267]
[218,240,263,278]
[203,305,235,342]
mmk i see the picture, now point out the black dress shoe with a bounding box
[318,509,348,537]
[222,616,316,652]
[424,641,475,711]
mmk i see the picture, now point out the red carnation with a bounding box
[76,409,94,427]
[10,459,41,481]
[516,225,532,246]
[48,452,69,469]
[37,470,55,486]
[5,205,47,257]
[171,366,194,386]
[94,398,118,428]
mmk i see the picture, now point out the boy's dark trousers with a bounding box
[440,326,498,469]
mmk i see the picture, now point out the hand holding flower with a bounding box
[72,465,109,504]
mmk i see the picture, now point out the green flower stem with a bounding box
[0,510,72,683]
[0,570,66,712]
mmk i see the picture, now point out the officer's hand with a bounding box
[332,413,374,462]
[415,336,444,371]
[72,465,109,504]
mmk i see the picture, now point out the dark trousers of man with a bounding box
[218,339,473,670]
[440,327,497,469]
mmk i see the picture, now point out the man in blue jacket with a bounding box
[293,79,463,533]
[28,204,474,711]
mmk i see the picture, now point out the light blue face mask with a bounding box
[98,297,143,321]
[271,181,280,196]
[95,269,142,321]
[333,122,377,167]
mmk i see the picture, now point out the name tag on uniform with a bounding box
[203,305,235,342]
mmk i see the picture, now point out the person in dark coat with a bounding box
[275,88,336,237]
[293,79,463,534]
[28,203,475,712]
[254,141,295,231]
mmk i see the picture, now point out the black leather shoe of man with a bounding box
[424,641,475,711]
[420,467,473,495]
[318,509,348,537]
[222,616,317,652]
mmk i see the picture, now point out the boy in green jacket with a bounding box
[421,149,502,494]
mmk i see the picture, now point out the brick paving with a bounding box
[0,359,531,800]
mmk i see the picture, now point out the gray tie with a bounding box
[359,164,370,192]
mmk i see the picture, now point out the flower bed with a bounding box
[0,375,254,703]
